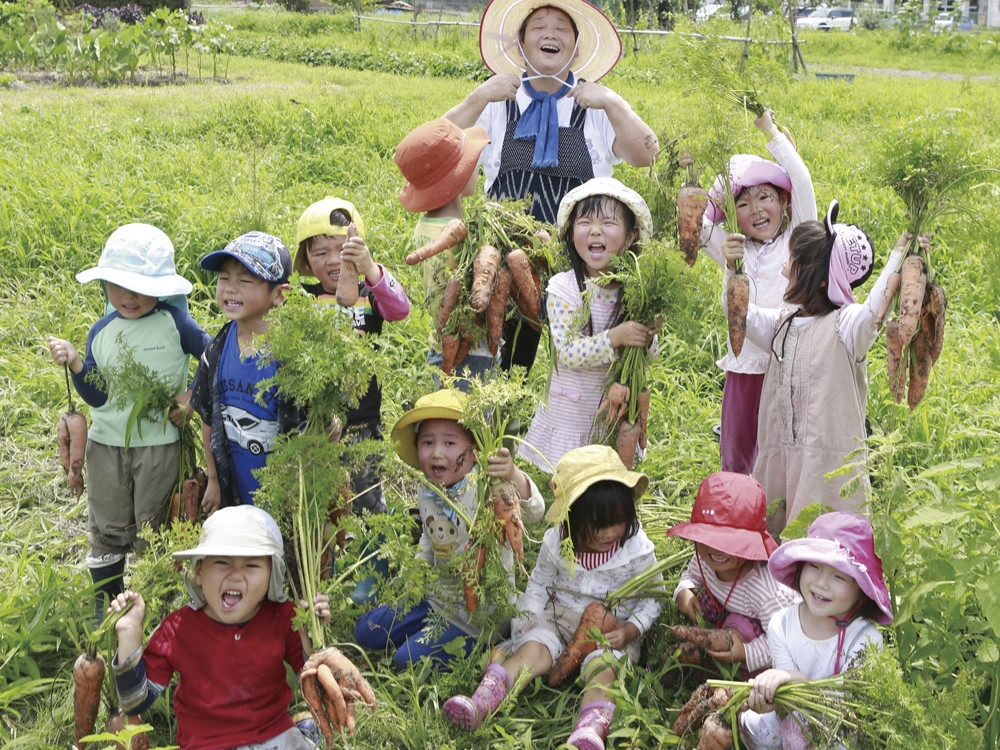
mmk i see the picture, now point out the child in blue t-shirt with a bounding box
[47,223,209,622]
[191,232,305,510]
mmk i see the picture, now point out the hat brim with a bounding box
[76,267,192,298]
[390,402,467,469]
[705,159,793,225]
[768,538,893,624]
[668,521,777,561]
[479,0,622,82]
[173,541,277,560]
[545,467,648,524]
[398,126,490,213]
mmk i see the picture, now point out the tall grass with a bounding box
[2,10,1000,748]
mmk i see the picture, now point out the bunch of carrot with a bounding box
[168,467,207,523]
[57,364,87,497]
[405,200,554,375]
[593,248,672,468]
[877,243,946,410]
[300,646,377,743]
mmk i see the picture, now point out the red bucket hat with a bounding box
[394,118,490,213]
[668,472,778,561]
[768,512,893,625]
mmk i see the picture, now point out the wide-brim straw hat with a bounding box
[667,472,778,561]
[390,389,468,470]
[76,223,192,298]
[545,444,648,523]
[479,0,622,83]
[768,511,893,624]
[556,176,653,241]
[705,154,792,225]
[173,505,288,607]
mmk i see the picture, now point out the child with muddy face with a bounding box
[353,389,544,670]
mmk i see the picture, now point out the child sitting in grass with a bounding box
[444,445,661,750]
[353,388,544,670]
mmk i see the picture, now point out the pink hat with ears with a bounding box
[705,154,792,225]
[768,511,893,624]
[824,200,875,307]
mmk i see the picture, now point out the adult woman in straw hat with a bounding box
[443,0,659,375]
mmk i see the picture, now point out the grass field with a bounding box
[2,6,1000,748]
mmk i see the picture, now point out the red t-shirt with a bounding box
[143,600,304,750]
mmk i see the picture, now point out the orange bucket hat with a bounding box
[394,118,490,213]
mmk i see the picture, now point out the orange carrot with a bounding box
[505,248,541,324]
[547,602,618,686]
[335,222,360,307]
[182,477,200,522]
[596,382,630,429]
[616,418,641,470]
[884,319,905,404]
[669,625,733,652]
[534,228,551,247]
[73,650,106,746]
[436,277,462,335]
[726,272,750,359]
[491,479,524,564]
[441,332,460,375]
[636,388,651,451]
[305,647,377,710]
[301,669,333,749]
[470,244,502,312]
[316,663,348,735]
[452,334,474,373]
[58,408,87,497]
[127,714,149,750]
[405,218,468,265]
[193,466,208,502]
[677,184,709,266]
[897,255,928,347]
[673,685,733,737]
[169,491,181,523]
[927,282,946,363]
[104,708,149,750]
[874,271,901,330]
[463,542,488,613]
[676,640,704,665]
[58,412,72,475]
[486,266,511,357]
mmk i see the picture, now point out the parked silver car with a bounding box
[797,7,854,30]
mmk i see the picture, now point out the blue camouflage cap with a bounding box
[200,231,291,283]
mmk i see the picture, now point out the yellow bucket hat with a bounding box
[390,389,469,470]
[546,444,648,523]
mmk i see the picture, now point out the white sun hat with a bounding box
[478,0,622,82]
[76,223,192,298]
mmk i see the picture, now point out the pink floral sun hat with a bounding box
[705,154,792,225]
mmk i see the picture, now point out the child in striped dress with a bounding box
[668,472,799,679]
[520,177,658,472]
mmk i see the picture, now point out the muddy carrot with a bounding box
[405,218,468,265]
[182,477,200,522]
[470,244,501,313]
[616,418,642,470]
[874,271,901,330]
[73,650,106,746]
[927,283,946,363]
[672,685,733,737]
[884,319,905,403]
[58,413,72,475]
[636,388,651,451]
[104,708,149,750]
[533,228,551,247]
[316,663,348,734]
[441,332,460,375]
[169,491,181,522]
[307,647,377,709]
[698,711,734,750]
[301,669,334,749]
[547,602,618,686]
[897,255,928,347]
[453,334,473,373]
[486,266,511,357]
[596,382,630,428]
[669,625,733,652]
[677,184,709,266]
[127,714,149,750]
[436,277,462,335]
[676,640,704,665]
[726,272,750,359]
[335,222,360,307]
[491,479,523,564]
[505,248,541,323]
[463,543,487,613]
[193,466,208,502]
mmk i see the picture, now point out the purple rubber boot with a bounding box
[443,663,511,731]
[567,699,615,750]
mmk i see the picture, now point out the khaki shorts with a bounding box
[86,440,178,558]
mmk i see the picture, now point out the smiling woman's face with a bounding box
[519,7,579,77]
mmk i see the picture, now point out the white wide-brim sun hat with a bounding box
[479,0,622,83]
[76,223,192,298]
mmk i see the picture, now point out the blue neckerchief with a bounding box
[514,73,574,168]
[417,473,474,526]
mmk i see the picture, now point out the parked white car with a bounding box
[797,7,854,30]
